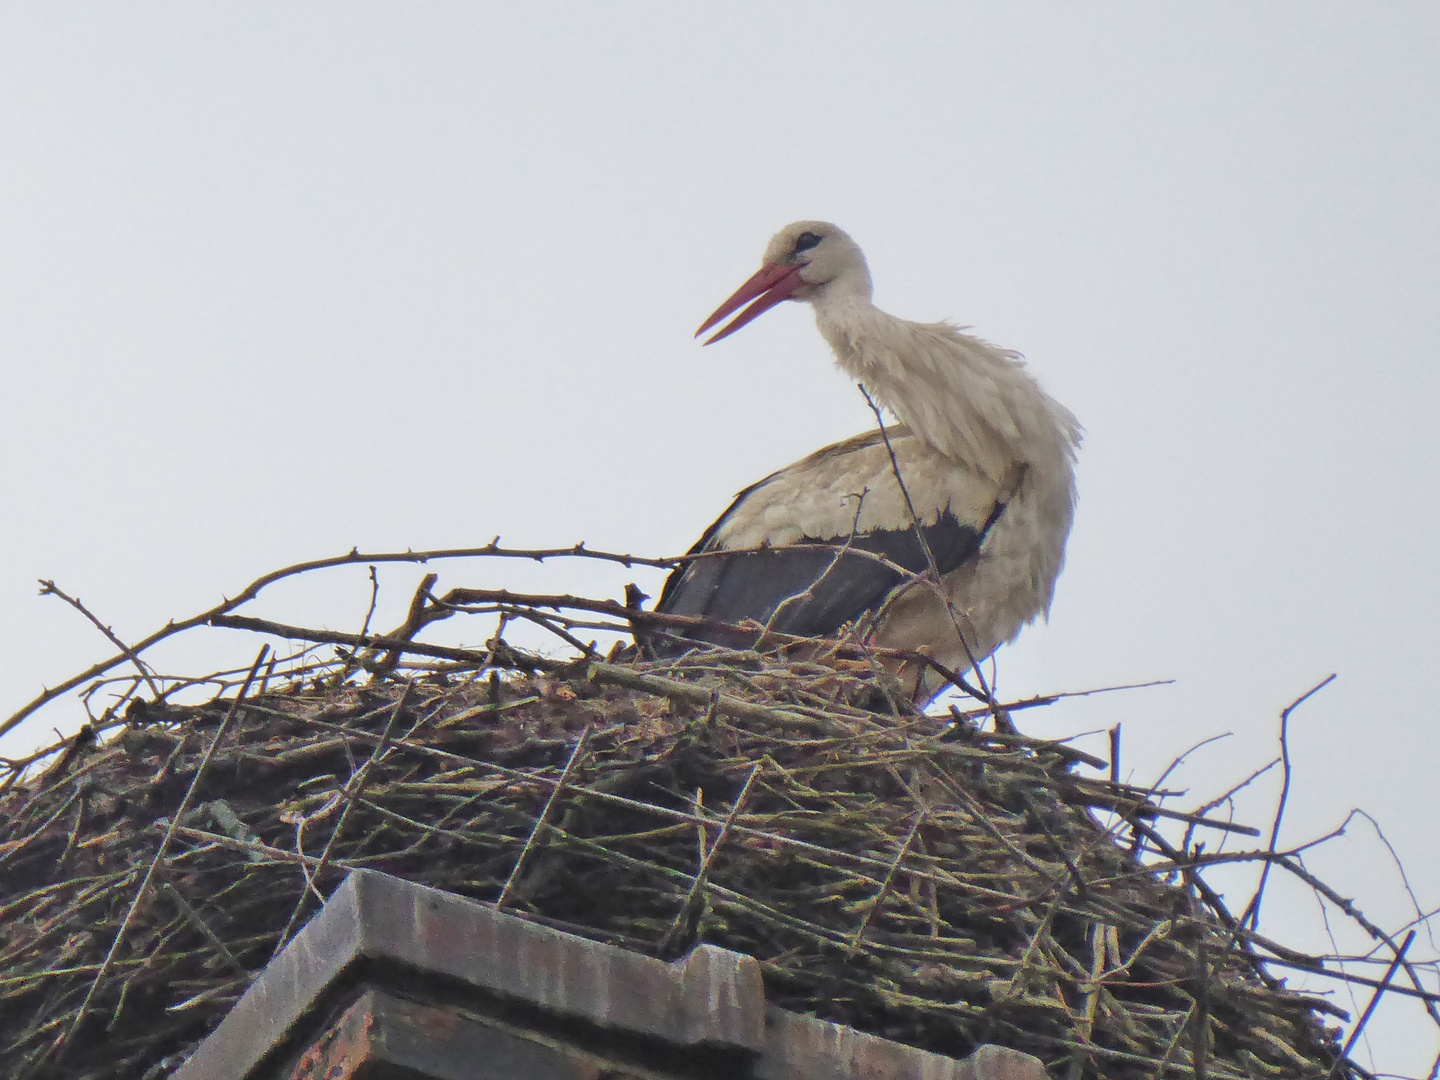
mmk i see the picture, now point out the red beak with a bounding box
[695,262,808,345]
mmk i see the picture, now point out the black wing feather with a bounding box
[646,509,984,655]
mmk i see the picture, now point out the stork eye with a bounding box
[793,231,823,254]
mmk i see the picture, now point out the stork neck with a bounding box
[810,294,923,406]
[810,296,1079,486]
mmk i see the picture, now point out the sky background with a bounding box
[2,5,1437,1072]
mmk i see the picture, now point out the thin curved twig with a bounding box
[1242,673,1337,931]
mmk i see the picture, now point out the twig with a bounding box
[1340,929,1415,1062]
[660,762,762,955]
[763,493,869,634]
[1243,674,1337,930]
[1123,818,1271,981]
[1182,757,1280,854]
[1193,939,1210,1080]
[333,566,381,684]
[1001,873,1073,1002]
[0,787,85,868]
[948,679,1175,720]
[1064,783,1260,836]
[692,787,706,863]
[944,718,1109,769]
[36,580,162,700]
[270,681,414,956]
[505,608,602,660]
[495,725,593,910]
[158,882,247,976]
[285,790,343,906]
[1350,808,1437,955]
[442,584,924,646]
[847,809,925,956]
[1273,852,1440,1024]
[1152,732,1232,796]
[3,542,686,738]
[586,662,827,733]
[51,645,268,1065]
[1065,921,1107,1080]
[1249,952,1440,1004]
[256,649,279,697]
[858,387,1002,716]
[372,573,438,675]
[210,615,535,670]
[1152,999,1199,1080]
[1193,759,1280,819]
[165,825,349,869]
[53,788,87,878]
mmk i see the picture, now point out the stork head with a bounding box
[696,221,873,345]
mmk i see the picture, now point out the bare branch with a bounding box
[1242,673,1338,931]
[37,580,162,700]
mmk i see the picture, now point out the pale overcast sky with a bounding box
[2,5,1437,1071]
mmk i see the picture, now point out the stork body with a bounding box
[652,222,1080,698]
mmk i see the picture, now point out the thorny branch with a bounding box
[37,580,162,701]
[4,542,685,739]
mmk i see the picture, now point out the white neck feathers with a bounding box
[811,296,1081,490]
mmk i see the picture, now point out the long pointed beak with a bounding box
[695,262,808,345]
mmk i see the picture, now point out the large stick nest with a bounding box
[0,552,1397,1079]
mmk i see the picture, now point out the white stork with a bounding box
[649,222,1081,701]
